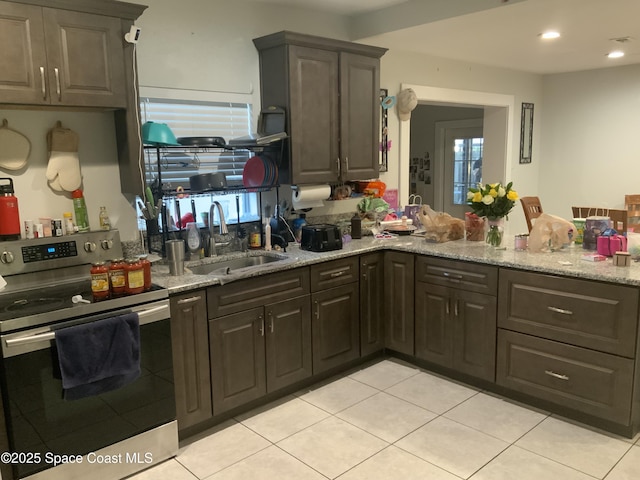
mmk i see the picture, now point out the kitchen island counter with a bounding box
[151,235,640,294]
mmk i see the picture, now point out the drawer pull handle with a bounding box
[547,306,573,315]
[330,271,345,278]
[177,295,202,305]
[442,272,463,280]
[545,370,569,381]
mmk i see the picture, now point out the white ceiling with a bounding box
[252,0,640,74]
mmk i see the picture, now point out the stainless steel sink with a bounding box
[188,254,284,275]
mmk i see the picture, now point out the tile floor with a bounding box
[129,359,640,480]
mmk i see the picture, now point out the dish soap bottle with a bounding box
[185,222,201,258]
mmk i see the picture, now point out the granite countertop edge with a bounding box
[152,236,640,295]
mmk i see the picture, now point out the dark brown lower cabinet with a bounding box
[360,253,385,356]
[312,283,360,374]
[210,296,312,415]
[497,329,634,424]
[265,296,312,392]
[415,282,496,381]
[170,291,212,430]
[210,307,266,415]
[384,251,414,355]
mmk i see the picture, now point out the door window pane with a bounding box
[452,137,483,205]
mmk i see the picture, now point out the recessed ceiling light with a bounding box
[540,31,560,39]
[607,50,625,59]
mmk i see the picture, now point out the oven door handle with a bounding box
[4,304,169,348]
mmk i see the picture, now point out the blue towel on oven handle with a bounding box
[55,312,140,401]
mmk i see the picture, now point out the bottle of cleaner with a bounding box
[72,189,90,232]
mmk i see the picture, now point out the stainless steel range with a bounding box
[0,231,177,480]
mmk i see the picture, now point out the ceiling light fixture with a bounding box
[607,50,625,59]
[540,31,560,39]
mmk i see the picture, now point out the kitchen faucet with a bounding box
[208,201,230,256]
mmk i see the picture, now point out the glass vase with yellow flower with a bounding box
[467,182,518,247]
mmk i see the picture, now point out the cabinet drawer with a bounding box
[207,268,310,318]
[497,329,633,425]
[498,269,639,357]
[416,256,497,295]
[310,257,359,292]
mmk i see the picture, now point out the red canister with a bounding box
[0,178,21,240]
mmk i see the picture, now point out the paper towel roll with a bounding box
[292,185,331,210]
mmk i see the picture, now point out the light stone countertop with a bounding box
[151,235,640,295]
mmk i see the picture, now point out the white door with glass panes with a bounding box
[443,124,483,219]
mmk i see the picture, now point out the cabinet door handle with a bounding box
[445,300,450,316]
[39,66,46,100]
[362,273,367,281]
[268,311,274,333]
[454,300,459,317]
[314,300,319,320]
[258,315,264,336]
[176,295,202,305]
[545,370,569,381]
[336,157,340,172]
[54,67,61,100]
[330,270,345,278]
[344,156,349,171]
[547,306,573,316]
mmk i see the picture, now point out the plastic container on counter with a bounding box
[90,261,110,301]
[124,258,144,295]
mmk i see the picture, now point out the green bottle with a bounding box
[72,189,90,232]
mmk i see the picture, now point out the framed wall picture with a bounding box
[520,102,534,164]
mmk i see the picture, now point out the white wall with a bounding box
[133,0,351,113]
[539,63,640,220]
[0,109,139,240]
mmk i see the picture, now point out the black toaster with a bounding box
[300,224,343,252]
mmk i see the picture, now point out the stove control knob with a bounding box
[1,251,14,264]
[84,241,97,253]
[101,239,113,250]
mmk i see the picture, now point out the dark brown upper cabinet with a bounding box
[253,31,387,185]
[0,2,130,108]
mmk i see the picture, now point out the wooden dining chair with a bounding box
[520,196,543,232]
[572,206,627,234]
[625,195,640,233]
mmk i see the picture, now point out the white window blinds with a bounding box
[140,98,254,190]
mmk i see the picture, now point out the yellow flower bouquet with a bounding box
[467,182,518,246]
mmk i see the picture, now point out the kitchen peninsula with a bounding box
[157,236,640,440]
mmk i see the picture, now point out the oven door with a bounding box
[0,300,176,479]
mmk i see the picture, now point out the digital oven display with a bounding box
[21,241,78,263]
